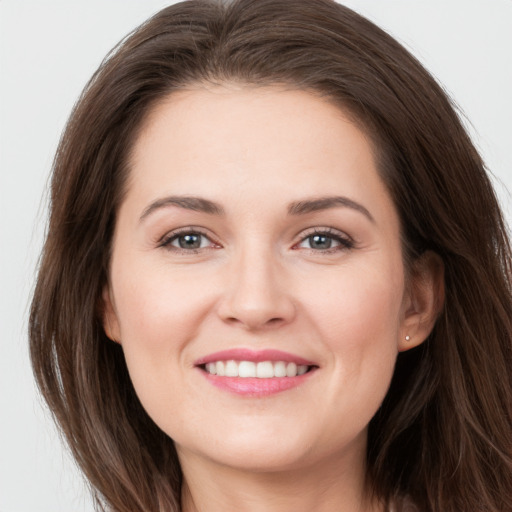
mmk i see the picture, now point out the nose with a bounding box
[216,247,296,331]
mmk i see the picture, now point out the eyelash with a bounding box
[158,227,355,255]
[293,227,355,254]
[159,227,218,254]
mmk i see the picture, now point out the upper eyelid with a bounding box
[296,226,353,242]
[158,227,218,248]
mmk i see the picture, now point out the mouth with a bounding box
[194,349,318,396]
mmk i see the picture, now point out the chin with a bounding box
[174,419,365,475]
[206,445,315,474]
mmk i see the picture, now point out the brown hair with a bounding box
[29,1,512,511]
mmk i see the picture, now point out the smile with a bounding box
[195,349,318,396]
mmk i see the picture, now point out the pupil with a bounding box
[310,234,331,249]
[179,234,201,249]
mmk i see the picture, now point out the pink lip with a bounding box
[194,349,318,397]
[194,348,315,366]
[202,373,314,397]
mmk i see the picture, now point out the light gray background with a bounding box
[1,1,511,511]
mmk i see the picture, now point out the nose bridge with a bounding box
[218,238,295,329]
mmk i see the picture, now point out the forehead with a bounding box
[126,85,395,221]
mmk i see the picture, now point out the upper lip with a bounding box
[194,348,316,367]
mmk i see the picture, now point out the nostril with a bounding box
[217,289,296,330]
[221,313,287,328]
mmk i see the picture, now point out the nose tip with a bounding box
[216,256,296,331]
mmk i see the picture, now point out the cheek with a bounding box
[111,276,205,427]
[303,262,404,406]
[110,258,218,398]
[113,257,215,340]
[304,260,404,344]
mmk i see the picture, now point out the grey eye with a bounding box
[307,234,333,250]
[299,234,341,250]
[171,233,208,249]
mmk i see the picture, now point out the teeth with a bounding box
[274,361,287,378]
[216,361,225,376]
[225,360,238,377]
[256,361,274,378]
[204,360,310,378]
[238,361,256,378]
[286,362,297,377]
[205,362,217,375]
[297,365,308,375]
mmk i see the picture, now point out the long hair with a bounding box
[29,1,512,510]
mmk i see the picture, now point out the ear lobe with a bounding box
[101,285,122,344]
[399,251,445,352]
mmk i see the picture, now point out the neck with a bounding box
[179,441,382,512]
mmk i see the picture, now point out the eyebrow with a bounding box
[139,194,374,223]
[288,196,375,222]
[140,196,225,221]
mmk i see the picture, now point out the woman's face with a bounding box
[105,86,422,474]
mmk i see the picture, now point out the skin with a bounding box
[103,85,441,512]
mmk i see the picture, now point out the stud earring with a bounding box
[405,335,411,341]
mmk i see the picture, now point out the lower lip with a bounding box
[201,371,314,397]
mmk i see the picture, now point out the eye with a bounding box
[160,229,217,252]
[296,229,354,252]
[173,233,208,249]
[301,233,338,250]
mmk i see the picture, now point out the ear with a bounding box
[399,251,445,352]
[101,285,122,344]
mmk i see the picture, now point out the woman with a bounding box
[29,1,512,511]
